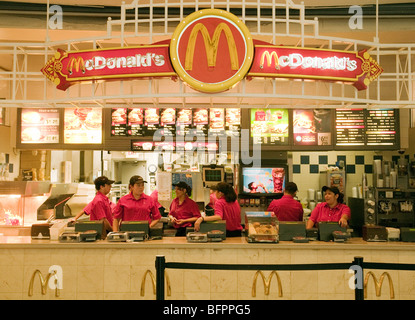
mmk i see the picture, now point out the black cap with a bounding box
[322,186,340,195]
[94,176,115,190]
[129,175,147,186]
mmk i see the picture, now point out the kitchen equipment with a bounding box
[79,230,98,242]
[107,232,127,242]
[75,221,105,239]
[317,222,346,242]
[31,223,52,239]
[199,220,226,240]
[187,232,208,243]
[245,211,279,243]
[126,231,147,242]
[278,221,306,241]
[58,232,80,243]
[386,227,400,241]
[362,225,387,242]
[348,196,376,236]
[207,230,224,242]
[400,227,415,242]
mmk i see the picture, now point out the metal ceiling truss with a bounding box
[0,0,414,109]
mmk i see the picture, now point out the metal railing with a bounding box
[155,255,415,300]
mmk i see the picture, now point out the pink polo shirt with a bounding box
[267,195,303,221]
[309,202,351,224]
[169,196,201,228]
[83,191,114,226]
[208,192,217,208]
[113,192,161,224]
[214,198,243,231]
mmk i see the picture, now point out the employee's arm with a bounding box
[70,211,85,222]
[338,214,349,228]
[306,218,315,229]
[102,218,113,232]
[194,215,221,231]
[150,219,160,228]
[113,218,121,232]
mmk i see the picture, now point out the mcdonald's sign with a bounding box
[170,9,254,93]
[42,9,382,92]
[28,267,61,297]
[252,270,283,298]
[364,271,395,299]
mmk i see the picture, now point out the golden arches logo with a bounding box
[170,9,254,93]
[67,57,86,74]
[260,51,280,69]
[252,270,283,297]
[28,269,60,297]
[364,271,394,299]
[140,269,171,297]
[185,22,239,71]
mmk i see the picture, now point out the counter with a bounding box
[1,236,415,300]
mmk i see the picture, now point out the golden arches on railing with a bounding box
[364,271,395,299]
[252,270,283,298]
[140,269,171,297]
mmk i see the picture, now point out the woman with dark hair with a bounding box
[168,181,201,236]
[306,186,350,229]
[194,182,243,237]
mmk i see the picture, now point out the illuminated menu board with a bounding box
[193,108,209,136]
[127,108,144,136]
[64,108,102,144]
[160,108,176,136]
[144,108,160,136]
[209,108,226,135]
[226,108,241,136]
[176,108,192,136]
[21,108,59,144]
[366,109,397,146]
[250,108,289,145]
[335,109,365,146]
[293,109,332,146]
[111,108,127,136]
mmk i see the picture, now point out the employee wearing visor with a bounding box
[71,176,115,234]
[112,175,161,231]
[306,186,350,229]
[168,181,201,236]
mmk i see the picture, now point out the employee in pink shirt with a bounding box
[71,176,115,234]
[207,185,218,209]
[267,182,303,221]
[306,186,350,229]
[112,175,161,231]
[194,182,243,237]
[168,181,201,236]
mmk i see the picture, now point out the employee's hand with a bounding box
[194,217,203,232]
[338,217,348,228]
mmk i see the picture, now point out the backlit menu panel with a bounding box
[21,108,59,144]
[111,108,127,136]
[64,108,102,144]
[335,109,365,146]
[127,108,144,136]
[293,109,332,146]
[366,109,397,146]
[250,108,289,145]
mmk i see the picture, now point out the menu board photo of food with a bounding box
[160,108,176,136]
[64,107,102,144]
[111,108,127,136]
[176,108,193,136]
[293,109,332,146]
[127,108,144,136]
[225,108,241,136]
[193,108,209,136]
[21,108,60,144]
[250,108,289,145]
[144,108,160,135]
[209,108,225,134]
